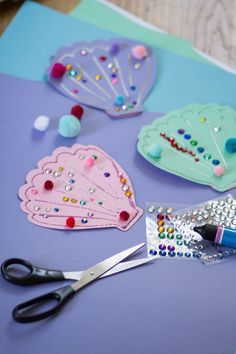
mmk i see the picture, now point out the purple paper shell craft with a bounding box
[47,39,157,118]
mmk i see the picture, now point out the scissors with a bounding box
[1,243,155,323]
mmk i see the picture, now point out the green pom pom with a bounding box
[148,143,162,158]
[58,115,81,138]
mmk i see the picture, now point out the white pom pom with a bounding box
[33,115,50,132]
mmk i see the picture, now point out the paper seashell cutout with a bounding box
[47,39,157,118]
[19,145,143,231]
[137,104,236,192]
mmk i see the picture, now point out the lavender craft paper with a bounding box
[1,73,236,354]
[48,38,156,117]
[1,2,236,113]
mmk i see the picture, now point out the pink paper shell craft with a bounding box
[18,145,143,231]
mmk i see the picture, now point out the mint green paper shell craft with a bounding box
[137,103,236,192]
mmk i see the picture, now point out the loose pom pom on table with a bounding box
[131,45,148,60]
[70,104,84,120]
[147,143,162,158]
[58,115,81,138]
[225,138,236,153]
[50,63,66,79]
[33,115,50,132]
[213,166,225,177]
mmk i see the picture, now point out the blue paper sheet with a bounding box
[0,1,236,113]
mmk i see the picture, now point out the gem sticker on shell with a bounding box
[18,144,143,231]
[47,38,157,118]
[146,202,194,259]
[137,103,236,192]
[169,195,236,263]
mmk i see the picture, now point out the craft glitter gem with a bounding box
[147,206,155,213]
[178,129,185,134]
[95,75,102,81]
[104,172,110,177]
[80,49,87,56]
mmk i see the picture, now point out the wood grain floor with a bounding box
[0,0,236,70]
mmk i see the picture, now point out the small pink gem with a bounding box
[90,198,95,201]
[73,88,79,93]
[118,172,123,177]
[111,78,118,85]
[31,189,38,195]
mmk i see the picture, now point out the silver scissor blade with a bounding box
[71,243,145,292]
[101,256,158,278]
[64,257,158,281]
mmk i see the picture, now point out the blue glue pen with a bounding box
[194,224,236,248]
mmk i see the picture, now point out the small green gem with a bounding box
[92,155,98,160]
[158,232,166,239]
[80,200,86,206]
[98,201,103,205]
[167,234,174,239]
[128,104,134,109]
[176,234,183,240]
[204,154,211,160]
[177,240,183,246]
[190,140,198,146]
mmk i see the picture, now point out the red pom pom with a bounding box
[70,105,84,120]
[50,63,66,79]
[44,180,54,190]
[66,217,75,228]
[119,211,130,221]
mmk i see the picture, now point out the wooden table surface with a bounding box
[0,0,236,70]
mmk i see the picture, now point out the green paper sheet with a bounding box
[71,0,209,64]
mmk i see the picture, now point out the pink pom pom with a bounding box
[131,45,148,60]
[85,156,94,167]
[50,63,66,79]
[213,166,225,176]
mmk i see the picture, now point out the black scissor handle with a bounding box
[1,258,64,286]
[12,285,75,323]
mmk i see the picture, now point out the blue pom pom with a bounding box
[147,143,162,158]
[110,43,120,56]
[58,115,81,138]
[225,138,236,153]
[115,95,124,107]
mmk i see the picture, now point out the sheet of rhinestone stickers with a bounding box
[169,194,236,264]
[146,203,196,260]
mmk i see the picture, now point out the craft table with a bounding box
[0,0,236,70]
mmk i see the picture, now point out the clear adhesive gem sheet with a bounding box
[146,203,196,260]
[169,194,236,264]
